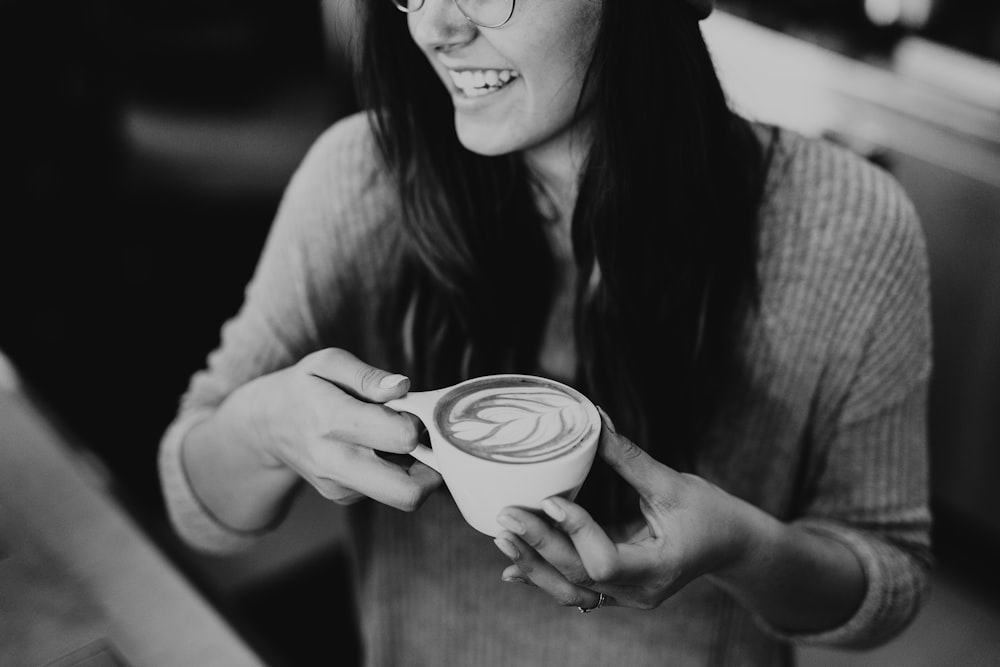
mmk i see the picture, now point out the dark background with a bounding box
[1,1,359,664]
[2,0,999,665]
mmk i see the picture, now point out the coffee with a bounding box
[387,373,600,535]
[434,376,594,463]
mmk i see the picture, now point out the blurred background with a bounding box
[1,0,998,665]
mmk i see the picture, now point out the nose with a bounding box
[408,0,476,52]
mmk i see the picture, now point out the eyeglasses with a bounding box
[391,0,516,29]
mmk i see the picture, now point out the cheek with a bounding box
[526,20,598,107]
[520,54,589,124]
[557,1,601,63]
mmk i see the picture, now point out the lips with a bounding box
[448,68,520,98]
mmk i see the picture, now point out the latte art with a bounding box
[436,380,593,463]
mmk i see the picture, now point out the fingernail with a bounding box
[496,514,525,535]
[596,406,617,433]
[541,498,566,522]
[494,537,520,561]
[380,373,408,389]
[502,575,526,584]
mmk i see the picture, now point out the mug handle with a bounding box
[407,443,439,472]
[386,390,448,473]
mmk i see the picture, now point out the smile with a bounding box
[448,68,520,98]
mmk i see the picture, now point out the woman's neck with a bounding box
[523,122,592,230]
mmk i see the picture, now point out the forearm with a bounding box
[710,501,866,634]
[181,384,301,533]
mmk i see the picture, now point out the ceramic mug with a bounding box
[386,374,601,536]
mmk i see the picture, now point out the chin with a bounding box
[454,116,521,157]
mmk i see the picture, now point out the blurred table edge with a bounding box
[0,377,265,667]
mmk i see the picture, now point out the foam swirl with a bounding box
[437,381,591,463]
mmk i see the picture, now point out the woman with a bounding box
[160,0,932,664]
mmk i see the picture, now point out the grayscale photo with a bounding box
[2,0,999,665]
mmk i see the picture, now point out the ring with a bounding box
[578,592,606,614]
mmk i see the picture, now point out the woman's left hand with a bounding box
[493,411,758,612]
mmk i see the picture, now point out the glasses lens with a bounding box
[456,0,514,27]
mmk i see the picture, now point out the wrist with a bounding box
[709,494,785,586]
[182,392,301,533]
[225,376,287,472]
[705,509,868,634]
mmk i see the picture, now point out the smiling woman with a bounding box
[160,0,934,665]
[401,0,600,159]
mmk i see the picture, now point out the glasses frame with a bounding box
[392,0,516,29]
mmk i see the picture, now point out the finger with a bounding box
[496,508,593,586]
[336,493,365,505]
[597,408,681,499]
[300,347,411,402]
[308,382,423,454]
[500,564,534,585]
[312,443,443,511]
[540,496,644,584]
[323,488,365,506]
[494,532,607,610]
[405,460,444,495]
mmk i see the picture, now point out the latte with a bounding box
[434,377,594,463]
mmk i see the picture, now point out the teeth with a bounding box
[447,68,520,97]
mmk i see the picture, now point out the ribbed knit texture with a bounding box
[159,112,932,665]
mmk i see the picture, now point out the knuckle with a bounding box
[355,364,382,393]
[555,591,583,608]
[302,347,340,370]
[587,559,618,583]
[314,479,350,502]
[620,438,645,462]
[394,484,424,512]
[321,347,348,365]
[522,530,548,551]
[562,514,588,536]
[635,590,668,610]
[641,493,677,516]
[392,416,421,451]
[296,349,321,369]
[332,493,364,506]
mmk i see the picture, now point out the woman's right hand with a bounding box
[230,347,443,511]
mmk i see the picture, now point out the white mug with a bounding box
[387,374,601,536]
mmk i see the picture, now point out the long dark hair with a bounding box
[360,1,771,523]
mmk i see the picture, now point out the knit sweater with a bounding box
[159,112,932,666]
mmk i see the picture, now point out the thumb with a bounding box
[300,348,411,402]
[597,407,678,498]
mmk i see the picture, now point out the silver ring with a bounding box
[578,592,606,613]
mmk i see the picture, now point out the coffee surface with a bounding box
[435,378,593,463]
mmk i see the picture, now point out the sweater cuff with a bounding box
[752,519,928,649]
[158,410,269,554]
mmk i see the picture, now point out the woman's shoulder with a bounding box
[304,111,379,168]
[762,126,920,236]
[276,111,400,245]
[263,112,403,291]
[757,125,925,279]
[290,111,387,200]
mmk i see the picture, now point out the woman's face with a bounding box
[408,0,602,157]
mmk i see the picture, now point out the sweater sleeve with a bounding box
[758,166,933,648]
[158,113,391,554]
